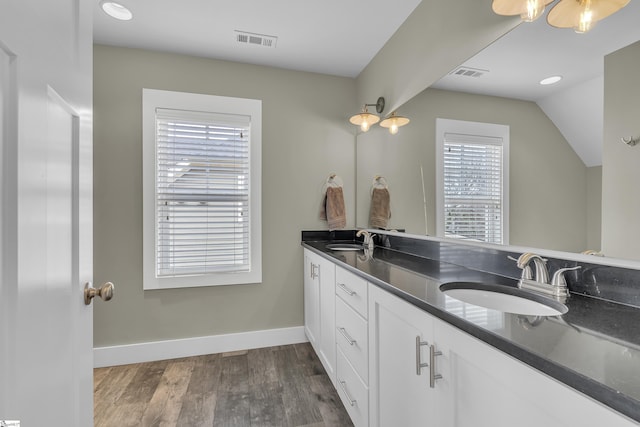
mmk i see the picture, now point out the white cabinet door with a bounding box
[304,249,320,349]
[369,285,437,427]
[318,254,336,382]
[303,249,336,383]
[434,319,637,427]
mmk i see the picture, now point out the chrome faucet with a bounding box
[510,253,580,301]
[516,252,549,284]
[356,229,376,251]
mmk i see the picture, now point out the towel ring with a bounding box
[322,174,343,194]
[621,136,639,147]
[372,175,388,188]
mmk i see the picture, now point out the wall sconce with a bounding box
[349,97,385,132]
[380,112,410,135]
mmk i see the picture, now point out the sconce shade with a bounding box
[380,113,410,135]
[349,97,385,132]
[547,0,629,32]
[349,109,381,132]
[492,0,555,21]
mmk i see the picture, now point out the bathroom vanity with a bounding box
[302,230,640,427]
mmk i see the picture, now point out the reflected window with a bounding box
[444,295,504,331]
[436,118,510,245]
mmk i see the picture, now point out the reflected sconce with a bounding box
[547,0,629,33]
[380,112,410,135]
[349,97,385,132]
[492,0,555,22]
[492,0,630,33]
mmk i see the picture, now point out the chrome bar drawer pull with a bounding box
[338,327,356,346]
[310,263,319,279]
[338,379,357,406]
[415,336,429,375]
[337,282,356,296]
[430,344,443,388]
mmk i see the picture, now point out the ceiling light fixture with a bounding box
[540,75,562,85]
[492,0,555,22]
[349,97,385,132]
[380,112,410,135]
[100,1,133,21]
[547,0,629,33]
[492,0,629,33]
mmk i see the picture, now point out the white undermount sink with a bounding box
[325,243,364,251]
[440,282,568,317]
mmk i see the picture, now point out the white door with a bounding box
[0,0,95,425]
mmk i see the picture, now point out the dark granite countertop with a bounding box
[302,240,640,424]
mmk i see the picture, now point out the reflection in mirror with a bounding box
[356,1,640,261]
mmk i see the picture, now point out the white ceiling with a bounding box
[432,1,640,167]
[93,0,422,78]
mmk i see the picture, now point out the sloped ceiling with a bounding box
[432,1,640,167]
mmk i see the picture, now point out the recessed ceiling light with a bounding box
[100,1,133,21]
[539,75,562,85]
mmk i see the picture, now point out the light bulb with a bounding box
[390,122,399,135]
[575,8,594,33]
[520,0,545,22]
[361,120,370,132]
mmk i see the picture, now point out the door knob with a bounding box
[84,281,114,305]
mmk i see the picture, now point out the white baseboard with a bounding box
[93,326,308,368]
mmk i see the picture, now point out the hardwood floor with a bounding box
[94,343,353,427]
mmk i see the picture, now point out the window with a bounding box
[436,118,509,245]
[143,89,262,289]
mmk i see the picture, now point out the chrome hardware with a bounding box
[338,379,357,406]
[338,327,356,346]
[84,281,114,305]
[551,266,581,291]
[337,282,356,296]
[310,263,319,279]
[429,344,443,388]
[516,253,549,284]
[356,229,376,251]
[415,336,429,375]
[508,255,532,280]
[513,252,578,301]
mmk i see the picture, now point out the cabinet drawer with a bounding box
[335,297,368,384]
[335,267,368,319]
[337,347,369,427]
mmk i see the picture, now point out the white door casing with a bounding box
[0,0,93,425]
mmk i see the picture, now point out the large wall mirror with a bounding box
[356,2,640,261]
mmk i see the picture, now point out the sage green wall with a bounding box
[356,0,519,111]
[602,41,640,259]
[357,88,589,253]
[586,166,602,252]
[93,45,356,347]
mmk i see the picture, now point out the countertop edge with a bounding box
[302,242,640,424]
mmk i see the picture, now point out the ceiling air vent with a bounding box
[235,31,278,48]
[450,66,488,78]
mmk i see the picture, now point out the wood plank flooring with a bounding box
[94,343,353,427]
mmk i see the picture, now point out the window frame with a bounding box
[142,88,262,290]
[435,118,509,245]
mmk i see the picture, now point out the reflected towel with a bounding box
[321,186,346,230]
[369,187,391,229]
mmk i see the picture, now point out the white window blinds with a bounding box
[155,108,251,277]
[443,132,504,244]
